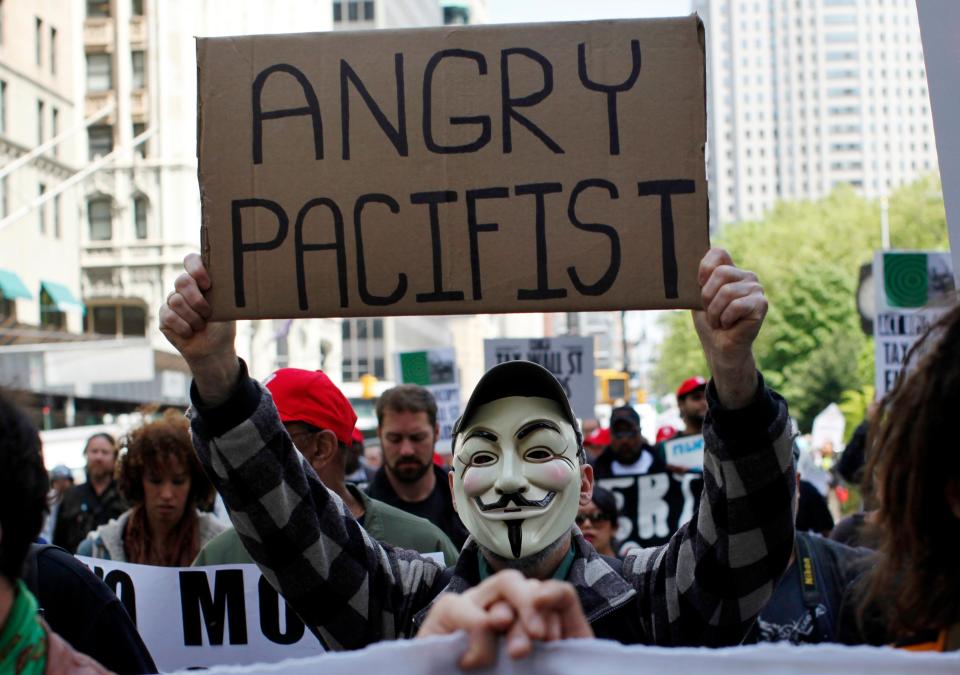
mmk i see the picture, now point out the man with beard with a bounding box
[590,405,665,479]
[367,385,469,547]
[655,376,708,474]
[159,247,796,653]
[53,433,127,553]
[193,369,458,567]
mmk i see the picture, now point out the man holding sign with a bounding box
[159,247,796,652]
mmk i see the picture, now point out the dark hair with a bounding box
[116,410,214,509]
[0,391,49,581]
[861,302,960,639]
[590,486,619,522]
[84,432,118,457]
[376,385,437,428]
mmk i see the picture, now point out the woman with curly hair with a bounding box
[78,411,226,566]
[855,301,960,651]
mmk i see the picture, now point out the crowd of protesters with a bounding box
[0,250,958,674]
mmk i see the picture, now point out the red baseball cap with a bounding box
[676,376,707,399]
[264,369,357,446]
[585,427,611,447]
[351,427,364,444]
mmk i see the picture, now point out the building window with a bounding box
[37,100,44,144]
[132,122,146,156]
[88,197,112,241]
[39,288,66,330]
[87,0,110,17]
[86,53,112,92]
[88,125,113,159]
[50,27,57,74]
[53,194,61,238]
[38,184,47,234]
[133,195,148,239]
[51,107,58,156]
[131,0,144,16]
[87,304,147,336]
[333,1,342,22]
[0,291,15,321]
[363,1,374,20]
[35,17,42,66]
[131,50,145,89]
[348,1,358,21]
[444,6,470,24]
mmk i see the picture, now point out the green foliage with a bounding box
[651,311,708,395]
[652,176,949,431]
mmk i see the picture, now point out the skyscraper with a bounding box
[694,0,938,229]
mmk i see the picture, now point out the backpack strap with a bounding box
[22,543,64,616]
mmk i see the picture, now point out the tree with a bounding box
[652,176,949,431]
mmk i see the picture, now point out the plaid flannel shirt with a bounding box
[189,361,795,649]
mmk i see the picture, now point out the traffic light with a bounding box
[360,373,378,399]
[596,369,630,404]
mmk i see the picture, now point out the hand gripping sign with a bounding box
[197,17,709,320]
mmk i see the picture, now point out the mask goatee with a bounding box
[507,520,523,559]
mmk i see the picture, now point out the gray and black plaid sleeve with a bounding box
[622,374,796,646]
[188,364,444,650]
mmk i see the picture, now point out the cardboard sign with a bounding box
[873,251,954,397]
[77,558,324,671]
[197,18,709,320]
[916,1,960,289]
[484,336,596,420]
[396,347,460,454]
[662,434,703,470]
[598,472,702,550]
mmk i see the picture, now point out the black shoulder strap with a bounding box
[795,534,821,610]
[22,543,64,614]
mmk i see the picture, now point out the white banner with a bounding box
[77,558,324,672]
[916,0,960,288]
[483,337,596,420]
[178,633,960,675]
[873,251,954,397]
[662,434,704,470]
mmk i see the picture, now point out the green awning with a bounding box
[41,280,85,312]
[0,268,33,300]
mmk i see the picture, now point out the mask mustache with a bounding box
[474,491,556,512]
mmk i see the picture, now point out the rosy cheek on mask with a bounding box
[462,467,497,497]
[525,460,575,491]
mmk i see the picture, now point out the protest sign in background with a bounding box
[396,346,460,454]
[661,434,704,471]
[873,251,954,397]
[598,471,702,550]
[197,17,709,320]
[77,558,323,672]
[484,336,596,420]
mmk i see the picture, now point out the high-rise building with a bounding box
[694,0,938,228]
[78,0,339,383]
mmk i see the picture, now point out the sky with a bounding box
[487,0,693,24]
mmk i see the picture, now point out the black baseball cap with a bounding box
[610,405,641,429]
[453,360,583,452]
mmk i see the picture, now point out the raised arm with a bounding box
[623,248,796,646]
[160,254,445,649]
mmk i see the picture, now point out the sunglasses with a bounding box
[575,512,613,525]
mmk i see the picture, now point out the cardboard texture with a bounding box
[197,17,709,319]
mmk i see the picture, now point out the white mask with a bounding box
[452,396,582,560]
